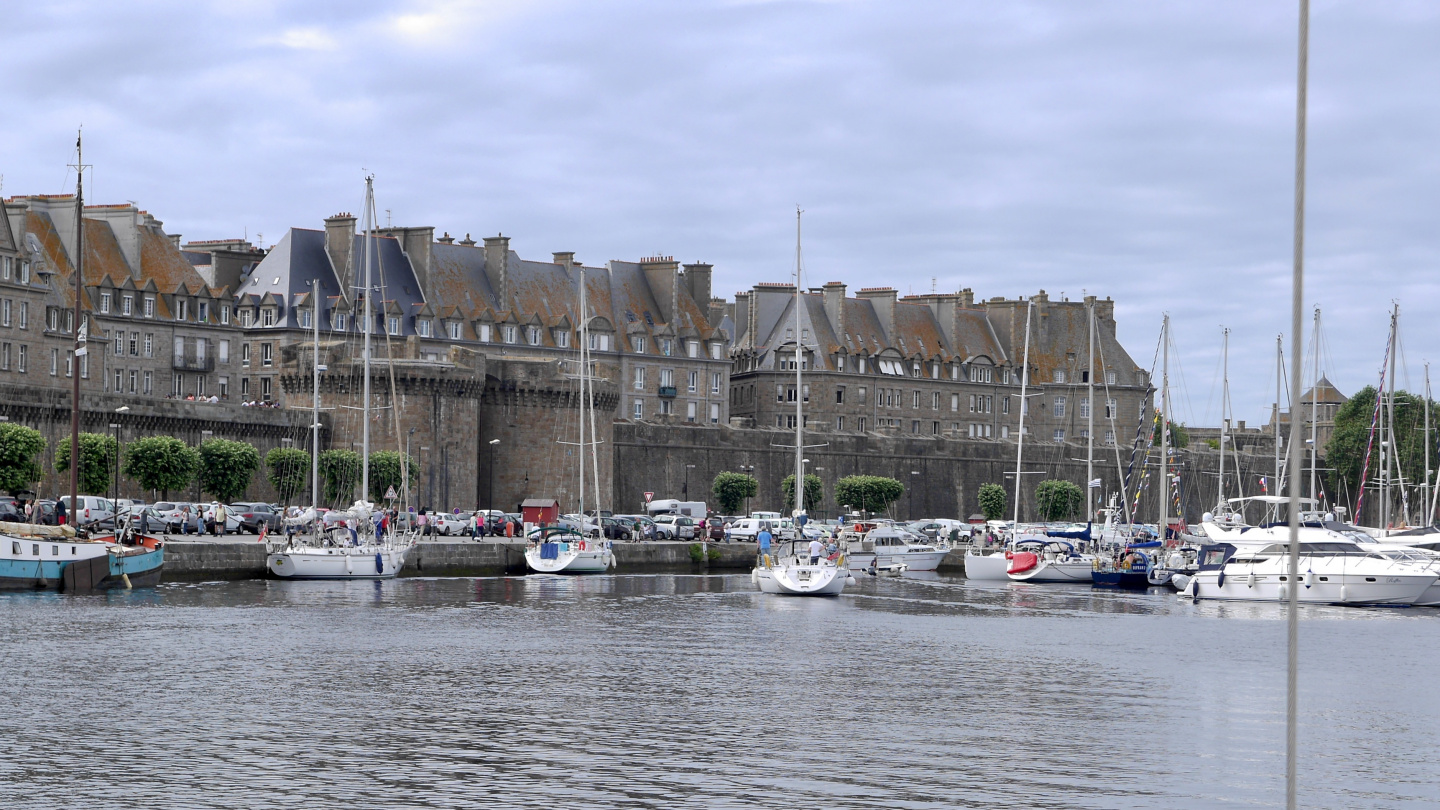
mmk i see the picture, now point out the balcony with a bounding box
[173,355,216,372]
[658,386,677,398]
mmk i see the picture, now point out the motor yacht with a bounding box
[840,523,949,572]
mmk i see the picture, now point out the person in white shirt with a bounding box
[808,538,824,565]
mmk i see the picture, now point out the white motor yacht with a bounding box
[1178,525,1438,605]
[840,524,949,572]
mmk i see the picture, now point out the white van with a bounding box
[58,495,116,527]
[729,516,797,542]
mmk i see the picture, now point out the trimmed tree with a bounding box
[266,447,311,505]
[319,449,362,506]
[711,471,758,515]
[368,451,419,503]
[0,422,46,495]
[1035,479,1084,521]
[124,436,200,500]
[978,483,1007,521]
[834,475,904,516]
[54,432,118,496]
[780,473,823,514]
[199,438,260,502]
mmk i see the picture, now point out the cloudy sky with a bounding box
[4,1,1437,424]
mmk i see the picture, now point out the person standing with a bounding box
[756,524,773,567]
[194,508,205,537]
[808,536,824,565]
[55,498,67,527]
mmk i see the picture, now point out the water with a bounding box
[1,572,1437,809]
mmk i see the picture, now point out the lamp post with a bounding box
[684,463,696,499]
[420,446,432,509]
[909,470,920,520]
[111,405,128,513]
[488,439,500,515]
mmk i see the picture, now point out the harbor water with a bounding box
[2,572,1437,808]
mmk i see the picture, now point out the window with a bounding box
[631,336,645,353]
[195,376,205,397]
[660,369,674,388]
[661,338,673,356]
[1002,368,1012,384]
[858,386,867,403]
[711,372,721,394]
[240,377,250,396]
[911,420,920,434]
[687,340,699,358]
[951,393,959,412]
[111,368,119,390]
[219,340,229,364]
[263,309,276,328]
[951,364,960,381]
[802,384,810,403]
[143,370,152,394]
[1078,428,1088,440]
[478,324,491,342]
[687,371,697,393]
[1079,398,1090,419]
[176,299,188,321]
[16,345,24,372]
[780,385,787,403]
[933,421,940,434]
[261,343,273,367]
[50,348,57,376]
[417,319,432,338]
[1106,398,1117,419]
[1104,429,1116,444]
[174,336,184,362]
[659,399,673,415]
[932,391,940,410]
[144,297,155,318]
[710,343,722,360]
[198,302,209,322]
[130,370,138,394]
[449,321,462,340]
[330,311,343,331]
[220,305,230,325]
[301,309,312,329]
[633,399,644,419]
[912,362,921,377]
[634,367,645,390]
[99,293,111,313]
[1053,370,1066,384]
[931,362,940,379]
[858,416,867,431]
[218,377,228,398]
[386,316,399,336]
[524,326,539,345]
[503,325,517,344]
[47,308,57,331]
[1106,370,1117,385]
[1001,425,1010,439]
[969,365,993,383]
[969,394,976,413]
[836,387,845,405]
[686,401,697,422]
[65,349,73,378]
[122,295,133,316]
[1053,396,1066,418]
[553,328,566,347]
[1053,429,1065,442]
[1,257,8,280]
[114,332,123,356]
[142,333,151,357]
[18,261,28,284]
[0,343,8,370]
[261,377,272,401]
[18,302,26,329]
[709,403,720,424]
[912,390,921,408]
[836,415,845,431]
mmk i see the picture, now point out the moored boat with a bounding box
[525,526,614,574]
[1,524,164,592]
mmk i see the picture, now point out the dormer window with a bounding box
[144,297,155,318]
[554,329,568,348]
[710,342,722,360]
[503,325,517,344]
[122,295,133,316]
[198,302,209,322]
[687,340,699,358]
[631,336,645,354]
[220,305,230,325]
[588,332,610,351]
[527,326,541,345]
[417,319,432,338]
[332,312,345,331]
[1053,370,1066,384]
[388,316,401,335]
[262,308,275,327]
[301,309,312,329]
[99,293,111,313]
[660,338,673,356]
[477,324,491,342]
[176,299,188,321]
[1,257,9,280]
[448,321,461,340]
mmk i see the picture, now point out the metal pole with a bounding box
[68,134,84,522]
[1086,299,1095,522]
[1160,314,1169,538]
[361,176,374,505]
[1011,300,1034,529]
[1310,306,1320,506]
[793,207,804,520]
[1220,328,1229,509]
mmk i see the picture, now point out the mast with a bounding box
[1086,299,1095,522]
[361,176,374,503]
[1275,335,1283,512]
[68,133,86,519]
[577,265,586,516]
[1425,362,1431,526]
[1219,327,1229,510]
[1383,306,1397,531]
[1160,315,1169,537]
[1010,300,1034,529]
[311,279,321,521]
[1309,307,1320,508]
[793,207,804,518]
[585,267,602,514]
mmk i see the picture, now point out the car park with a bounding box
[58,495,116,529]
[231,502,284,533]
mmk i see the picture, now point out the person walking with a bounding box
[179,505,190,535]
[756,523,773,568]
[215,503,228,536]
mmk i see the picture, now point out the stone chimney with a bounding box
[552,251,575,270]
[437,232,455,244]
[484,235,511,309]
[459,233,476,246]
[681,262,712,310]
[734,291,752,347]
[168,234,182,250]
[378,226,435,296]
[822,281,847,341]
[324,213,356,276]
[855,287,898,342]
[708,296,727,329]
[959,288,975,307]
[640,255,680,324]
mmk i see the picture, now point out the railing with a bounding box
[173,355,216,372]
[657,386,677,398]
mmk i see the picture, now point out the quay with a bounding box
[161,537,976,579]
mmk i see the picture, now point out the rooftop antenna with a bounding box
[386,209,392,228]
[931,276,936,294]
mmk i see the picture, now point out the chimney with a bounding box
[855,287,898,342]
[459,233,476,246]
[707,296,727,329]
[640,255,679,324]
[484,235,511,309]
[959,288,974,307]
[437,232,454,244]
[734,291,752,347]
[168,234,182,250]
[822,282,847,341]
[379,226,435,296]
[681,262,713,310]
[324,213,356,276]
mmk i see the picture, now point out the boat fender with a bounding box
[750,568,759,586]
[1217,569,1225,588]
[1277,583,1288,601]
[375,552,384,574]
[1339,585,1348,602]
[345,554,353,574]
[1192,580,1200,603]
[1303,570,1314,589]
[846,576,857,585]
[121,572,133,590]
[1247,572,1257,589]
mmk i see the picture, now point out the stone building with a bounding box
[1270,375,1347,456]
[725,285,1151,447]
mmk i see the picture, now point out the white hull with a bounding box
[1184,570,1434,605]
[525,540,614,574]
[267,544,411,579]
[753,562,849,595]
[1008,557,1095,582]
[847,548,949,572]
[963,550,1012,581]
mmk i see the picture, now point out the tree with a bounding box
[834,475,904,516]
[198,438,260,503]
[123,436,200,499]
[711,471,758,514]
[1035,479,1084,521]
[0,423,45,495]
[1327,386,1437,517]
[1167,421,1190,449]
[368,451,419,503]
[266,447,312,505]
[780,473,823,513]
[54,432,118,496]
[319,449,362,506]
[978,483,1007,521]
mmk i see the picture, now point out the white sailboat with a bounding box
[754,208,851,596]
[524,262,615,574]
[268,176,414,580]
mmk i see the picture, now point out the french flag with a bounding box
[1259,477,1268,494]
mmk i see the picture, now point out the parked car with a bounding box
[151,502,191,532]
[58,495,116,529]
[651,514,696,540]
[430,512,469,536]
[202,503,242,534]
[231,502,283,534]
[597,516,631,540]
[0,502,24,523]
[706,517,726,541]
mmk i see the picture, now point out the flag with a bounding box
[1088,479,1102,488]
[1259,477,1268,494]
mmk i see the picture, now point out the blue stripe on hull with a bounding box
[0,547,165,591]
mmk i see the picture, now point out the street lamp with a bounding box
[108,422,121,512]
[420,447,431,509]
[684,463,696,498]
[488,439,501,515]
[739,464,755,516]
[909,470,920,520]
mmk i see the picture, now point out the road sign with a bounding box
[644,491,654,502]
[384,485,397,500]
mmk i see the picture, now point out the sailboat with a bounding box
[267,176,414,580]
[753,208,851,596]
[0,133,165,592]
[524,263,615,574]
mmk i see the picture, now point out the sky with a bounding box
[3,0,1438,426]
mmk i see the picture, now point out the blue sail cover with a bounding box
[1046,523,1093,542]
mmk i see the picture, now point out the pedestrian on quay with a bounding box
[756,523,773,567]
[417,509,429,536]
[504,516,515,538]
[139,507,151,534]
[470,512,481,540]
[56,498,67,527]
[193,508,205,537]
[179,505,191,535]
[808,536,824,565]
[373,511,384,542]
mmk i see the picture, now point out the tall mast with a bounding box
[1309,307,1320,507]
[68,133,85,519]
[312,280,321,516]
[1160,315,1169,536]
[1275,335,1283,511]
[793,207,804,517]
[584,267,602,513]
[1086,299,1095,522]
[361,176,374,503]
[577,261,585,516]
[1383,305,1398,530]
[1011,300,1033,529]
[1425,362,1431,526]
[1219,327,1229,510]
